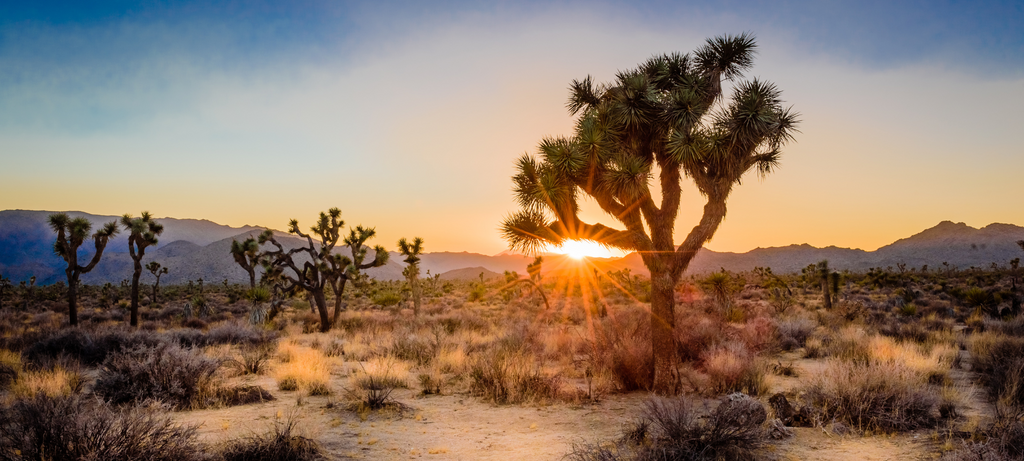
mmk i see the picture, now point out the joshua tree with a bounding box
[122,212,164,327]
[816,260,833,310]
[501,34,798,392]
[398,237,424,315]
[259,208,387,332]
[230,236,261,289]
[329,225,388,325]
[48,213,119,325]
[146,261,168,304]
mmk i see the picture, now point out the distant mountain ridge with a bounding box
[2,209,1023,285]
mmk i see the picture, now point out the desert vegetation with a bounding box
[1,250,1023,458]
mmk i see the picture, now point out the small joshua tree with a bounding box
[146,261,168,304]
[398,237,424,315]
[816,260,833,310]
[230,236,261,289]
[330,225,388,325]
[48,213,119,326]
[122,212,164,327]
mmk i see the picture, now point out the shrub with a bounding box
[567,394,767,461]
[970,334,1024,406]
[805,359,938,431]
[701,344,768,396]
[235,343,275,375]
[350,357,409,409]
[0,394,205,461]
[220,416,324,461]
[469,348,562,404]
[776,318,815,347]
[93,343,221,409]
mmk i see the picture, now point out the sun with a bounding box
[552,240,617,259]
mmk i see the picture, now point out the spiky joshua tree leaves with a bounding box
[500,34,799,393]
[230,236,261,289]
[122,212,164,327]
[48,213,119,326]
[398,237,424,315]
[259,208,388,332]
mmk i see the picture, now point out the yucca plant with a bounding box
[500,34,798,392]
[247,286,272,325]
[398,237,424,315]
[122,212,164,327]
[48,213,119,326]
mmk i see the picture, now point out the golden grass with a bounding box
[12,366,82,398]
[274,344,334,395]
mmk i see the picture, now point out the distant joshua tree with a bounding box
[398,237,424,315]
[230,236,261,289]
[500,34,799,392]
[259,208,387,332]
[816,260,833,310]
[146,261,168,304]
[122,212,164,327]
[48,213,119,326]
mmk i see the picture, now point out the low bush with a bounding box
[567,394,767,461]
[93,343,221,409]
[469,348,562,404]
[0,394,206,461]
[220,416,324,461]
[274,345,332,396]
[805,359,938,431]
[969,334,1024,406]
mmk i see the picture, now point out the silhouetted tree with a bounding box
[329,225,388,325]
[230,237,260,289]
[398,237,424,315]
[259,208,386,332]
[146,261,168,304]
[48,213,119,325]
[500,34,798,392]
[122,212,164,327]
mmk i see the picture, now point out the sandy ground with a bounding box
[170,348,990,460]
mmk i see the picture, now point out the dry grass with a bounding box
[274,344,334,396]
[11,365,83,399]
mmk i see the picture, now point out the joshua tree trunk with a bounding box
[822,277,832,310]
[411,278,421,316]
[649,267,678,393]
[312,288,330,333]
[67,275,79,326]
[130,259,142,326]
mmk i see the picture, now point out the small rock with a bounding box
[766,418,794,440]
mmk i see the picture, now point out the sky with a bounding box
[1,0,1022,257]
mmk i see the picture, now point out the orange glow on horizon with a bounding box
[547,240,624,259]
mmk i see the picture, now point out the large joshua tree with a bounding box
[259,208,387,332]
[122,212,164,327]
[48,213,119,326]
[501,34,799,393]
[230,236,261,289]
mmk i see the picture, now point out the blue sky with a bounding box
[2,1,1022,255]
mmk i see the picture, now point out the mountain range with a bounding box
[2,209,1023,285]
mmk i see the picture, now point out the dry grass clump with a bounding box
[220,416,324,461]
[275,344,333,395]
[11,365,84,399]
[469,346,563,404]
[350,356,410,409]
[567,394,768,461]
[699,343,768,396]
[969,332,1024,406]
[805,359,938,431]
